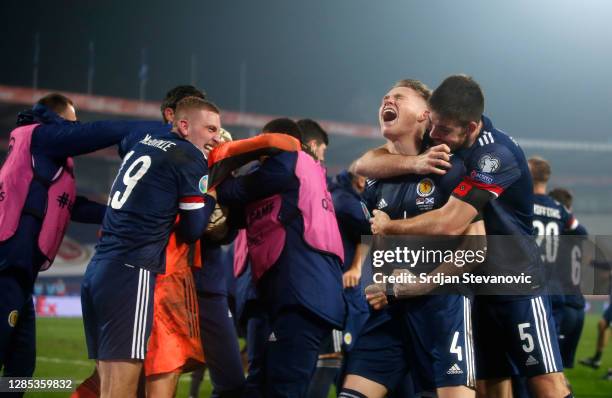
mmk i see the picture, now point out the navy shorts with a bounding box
[81,259,155,361]
[558,304,585,368]
[345,295,474,393]
[473,296,563,379]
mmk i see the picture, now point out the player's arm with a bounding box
[70,195,107,224]
[32,120,164,159]
[393,220,487,298]
[353,142,451,179]
[175,192,217,243]
[216,153,296,206]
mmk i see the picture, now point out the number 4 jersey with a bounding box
[93,130,209,273]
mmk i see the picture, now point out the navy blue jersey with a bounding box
[0,104,162,280]
[453,116,542,290]
[533,193,578,265]
[329,170,370,268]
[361,154,466,330]
[454,116,533,236]
[363,154,466,221]
[93,131,209,273]
[562,224,588,308]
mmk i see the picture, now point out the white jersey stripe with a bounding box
[537,297,558,372]
[465,297,475,387]
[141,270,151,359]
[135,268,146,359]
[478,138,484,146]
[531,298,551,372]
[534,297,553,372]
[131,268,144,359]
[179,202,205,210]
[463,297,471,386]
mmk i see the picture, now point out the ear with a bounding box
[163,108,175,123]
[417,110,430,123]
[467,120,479,135]
[177,119,189,138]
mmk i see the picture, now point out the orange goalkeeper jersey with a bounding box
[144,232,204,376]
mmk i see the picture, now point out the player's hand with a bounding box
[391,268,423,298]
[365,283,388,310]
[414,144,451,175]
[370,209,391,235]
[207,189,217,200]
[343,267,362,288]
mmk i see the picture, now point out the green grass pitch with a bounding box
[25,314,612,397]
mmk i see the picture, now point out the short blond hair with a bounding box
[174,96,220,125]
[392,79,432,101]
[528,156,551,183]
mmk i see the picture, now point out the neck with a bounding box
[533,183,547,195]
[387,128,423,156]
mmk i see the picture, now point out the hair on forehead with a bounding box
[175,96,220,118]
[392,79,432,101]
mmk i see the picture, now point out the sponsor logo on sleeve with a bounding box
[470,170,494,185]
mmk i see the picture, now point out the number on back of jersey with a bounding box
[110,150,152,210]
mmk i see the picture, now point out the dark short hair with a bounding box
[37,93,74,116]
[262,118,302,142]
[429,74,484,125]
[161,85,206,117]
[549,188,573,209]
[297,118,329,146]
[528,156,551,183]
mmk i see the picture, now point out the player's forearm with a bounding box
[176,194,216,243]
[71,196,106,224]
[353,147,416,179]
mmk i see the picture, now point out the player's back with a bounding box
[94,131,207,273]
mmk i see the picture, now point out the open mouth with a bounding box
[382,107,398,123]
[204,143,215,153]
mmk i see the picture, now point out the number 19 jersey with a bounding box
[93,130,209,273]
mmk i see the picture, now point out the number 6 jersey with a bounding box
[93,130,209,273]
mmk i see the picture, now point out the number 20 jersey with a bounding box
[93,130,208,273]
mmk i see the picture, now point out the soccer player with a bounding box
[339,79,478,398]
[72,84,209,398]
[528,158,580,345]
[546,187,588,370]
[362,75,571,398]
[0,93,161,380]
[216,121,345,397]
[80,97,220,398]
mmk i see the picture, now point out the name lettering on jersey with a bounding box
[477,131,495,146]
[139,134,177,152]
[477,154,501,173]
[533,204,562,220]
[416,178,435,197]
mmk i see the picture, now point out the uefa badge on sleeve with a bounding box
[199,175,209,194]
